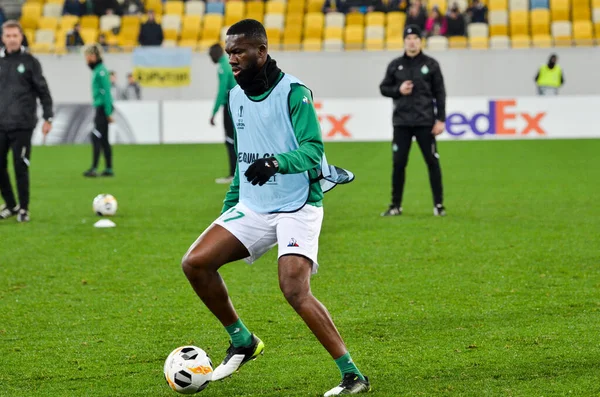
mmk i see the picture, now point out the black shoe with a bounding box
[434,204,446,216]
[0,204,20,219]
[324,373,371,396]
[101,169,114,177]
[381,205,402,217]
[211,334,265,381]
[17,209,30,223]
[83,169,98,177]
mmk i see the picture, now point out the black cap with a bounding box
[404,25,422,39]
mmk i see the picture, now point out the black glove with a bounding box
[244,157,279,186]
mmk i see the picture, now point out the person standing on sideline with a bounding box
[83,44,114,177]
[0,20,53,222]
[122,72,141,100]
[208,43,237,184]
[535,54,564,96]
[183,20,368,396]
[379,24,447,217]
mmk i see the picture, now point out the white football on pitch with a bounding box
[164,346,213,394]
[92,194,118,216]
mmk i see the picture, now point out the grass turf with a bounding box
[1,140,599,397]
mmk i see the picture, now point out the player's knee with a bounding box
[181,251,212,274]
[279,277,310,308]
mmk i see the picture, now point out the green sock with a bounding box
[225,318,253,348]
[335,352,365,381]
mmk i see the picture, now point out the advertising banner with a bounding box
[132,47,192,87]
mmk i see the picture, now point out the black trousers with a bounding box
[391,125,444,207]
[223,109,236,177]
[91,107,112,169]
[0,129,33,210]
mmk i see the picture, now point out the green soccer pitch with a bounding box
[1,140,599,396]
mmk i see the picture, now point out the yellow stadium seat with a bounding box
[594,0,600,7]
[23,29,35,46]
[266,1,286,14]
[469,36,489,48]
[510,10,529,35]
[303,38,322,51]
[346,12,364,26]
[120,25,139,41]
[307,0,323,13]
[428,0,447,13]
[344,25,364,50]
[304,12,324,39]
[246,1,265,15]
[287,1,305,14]
[551,6,569,21]
[365,38,384,50]
[573,20,594,45]
[80,28,98,44]
[202,14,223,41]
[386,11,406,27]
[165,1,184,15]
[146,1,163,15]
[162,29,177,41]
[366,12,385,27]
[488,0,508,10]
[324,26,343,40]
[386,36,404,49]
[225,1,245,25]
[60,15,79,30]
[121,15,141,29]
[286,12,304,27]
[198,39,216,50]
[22,3,43,19]
[490,24,508,36]
[595,21,600,37]
[182,15,201,29]
[572,0,588,6]
[572,6,591,21]
[265,27,281,47]
[530,9,550,35]
[178,39,198,48]
[246,12,264,23]
[511,34,531,47]
[37,16,58,31]
[20,16,39,31]
[552,20,572,46]
[80,15,99,30]
[282,27,302,50]
[55,28,68,45]
[448,36,468,48]
[46,0,64,4]
[30,42,52,54]
[532,34,553,47]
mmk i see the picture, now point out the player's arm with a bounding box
[221,98,240,213]
[30,57,54,121]
[274,84,324,174]
[379,61,402,99]
[100,70,114,116]
[212,66,229,117]
[430,60,446,122]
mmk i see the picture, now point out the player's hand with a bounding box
[400,81,413,95]
[210,116,216,126]
[244,157,279,186]
[42,121,52,135]
[432,120,445,136]
[107,115,114,124]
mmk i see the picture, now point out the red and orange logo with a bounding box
[189,365,213,375]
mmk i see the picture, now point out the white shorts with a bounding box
[213,202,324,274]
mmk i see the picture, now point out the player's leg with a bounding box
[382,126,413,216]
[98,109,113,176]
[216,110,236,184]
[414,126,445,215]
[10,130,33,222]
[84,112,102,177]
[276,207,369,395]
[0,131,19,219]
[184,205,274,380]
[278,256,370,395]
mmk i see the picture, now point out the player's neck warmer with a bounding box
[87,60,103,70]
[237,55,282,97]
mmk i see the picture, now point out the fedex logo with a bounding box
[315,102,352,138]
[446,100,546,136]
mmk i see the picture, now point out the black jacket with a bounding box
[379,51,446,127]
[138,22,164,46]
[0,47,53,131]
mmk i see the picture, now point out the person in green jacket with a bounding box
[83,44,114,177]
[209,44,237,184]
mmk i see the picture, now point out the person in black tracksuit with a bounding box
[0,21,53,222]
[379,24,447,217]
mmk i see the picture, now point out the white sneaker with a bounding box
[433,204,446,216]
[324,374,371,396]
[211,335,264,381]
[215,176,234,184]
[0,204,20,219]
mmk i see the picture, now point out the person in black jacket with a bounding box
[0,21,53,223]
[138,10,164,46]
[379,24,446,217]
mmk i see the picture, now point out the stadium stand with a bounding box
[15,0,597,53]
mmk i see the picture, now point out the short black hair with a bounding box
[226,19,267,43]
[209,43,223,53]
